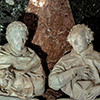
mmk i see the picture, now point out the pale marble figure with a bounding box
[49,24,100,100]
[0,21,46,100]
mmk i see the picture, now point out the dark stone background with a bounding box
[69,0,100,52]
[0,0,100,51]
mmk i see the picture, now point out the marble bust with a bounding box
[49,24,100,100]
[0,21,46,100]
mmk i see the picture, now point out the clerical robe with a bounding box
[49,44,100,100]
[0,43,46,99]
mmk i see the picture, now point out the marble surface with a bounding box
[26,0,74,70]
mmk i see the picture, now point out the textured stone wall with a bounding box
[69,0,100,52]
[26,0,75,70]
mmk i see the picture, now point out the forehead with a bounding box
[11,29,26,32]
[70,27,85,37]
[6,23,28,34]
[9,29,26,34]
[8,30,27,40]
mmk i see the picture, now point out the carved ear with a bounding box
[67,34,72,45]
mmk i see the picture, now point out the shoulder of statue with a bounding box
[27,47,41,60]
[59,52,73,62]
[0,43,11,56]
[91,50,100,60]
[55,52,72,68]
[0,45,7,55]
[27,47,35,53]
[0,45,4,49]
[0,45,2,49]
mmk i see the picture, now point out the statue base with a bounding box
[0,95,39,100]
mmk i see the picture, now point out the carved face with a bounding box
[30,0,46,7]
[70,30,88,53]
[7,29,27,52]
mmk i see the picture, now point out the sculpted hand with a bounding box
[73,65,94,79]
[85,85,100,100]
[0,69,15,94]
[3,68,15,90]
[0,70,8,87]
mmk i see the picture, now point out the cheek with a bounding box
[11,39,22,46]
[72,41,84,51]
[12,39,18,45]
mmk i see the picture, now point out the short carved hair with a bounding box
[67,24,94,44]
[6,21,29,36]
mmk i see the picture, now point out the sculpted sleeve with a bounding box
[49,55,75,90]
[26,50,46,96]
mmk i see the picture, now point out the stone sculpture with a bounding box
[0,21,46,100]
[49,24,100,100]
